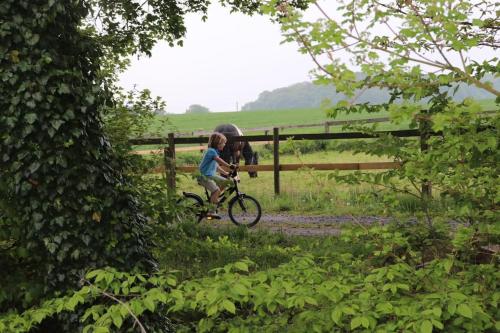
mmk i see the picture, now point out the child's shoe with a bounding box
[207,211,221,220]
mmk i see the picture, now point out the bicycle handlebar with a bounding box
[229,166,239,178]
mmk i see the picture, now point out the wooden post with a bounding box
[199,135,204,153]
[324,121,330,133]
[264,130,271,147]
[165,132,176,197]
[273,127,280,195]
[419,111,432,197]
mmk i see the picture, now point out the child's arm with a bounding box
[214,156,232,169]
[217,165,229,176]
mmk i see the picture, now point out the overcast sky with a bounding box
[118,2,497,114]
[118,4,315,113]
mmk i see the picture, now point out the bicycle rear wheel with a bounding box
[228,194,261,227]
[177,193,204,223]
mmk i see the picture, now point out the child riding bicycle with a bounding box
[198,132,236,219]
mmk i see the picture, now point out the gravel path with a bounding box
[209,213,391,236]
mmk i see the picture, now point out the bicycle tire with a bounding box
[176,193,204,223]
[228,194,261,227]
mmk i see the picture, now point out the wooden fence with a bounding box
[129,127,434,196]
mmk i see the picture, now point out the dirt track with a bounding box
[209,213,391,236]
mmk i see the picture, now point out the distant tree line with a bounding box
[242,76,500,111]
[186,104,210,114]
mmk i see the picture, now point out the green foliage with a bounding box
[154,222,304,280]
[1,223,498,332]
[102,87,167,154]
[1,4,156,329]
[262,0,499,226]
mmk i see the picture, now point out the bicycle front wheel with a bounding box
[228,194,261,227]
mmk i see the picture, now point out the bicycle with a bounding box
[178,168,262,227]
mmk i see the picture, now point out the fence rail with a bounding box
[129,129,426,146]
[150,162,401,174]
[131,127,432,196]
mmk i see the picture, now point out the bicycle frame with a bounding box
[202,169,241,208]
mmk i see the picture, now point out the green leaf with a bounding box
[420,320,433,333]
[361,316,370,328]
[472,19,483,27]
[31,311,46,324]
[28,34,40,45]
[112,313,123,328]
[85,270,100,279]
[343,306,355,315]
[350,317,362,330]
[51,119,64,130]
[166,276,177,286]
[234,262,248,272]
[207,304,218,317]
[443,259,453,273]
[144,298,155,312]
[222,299,236,314]
[25,113,37,124]
[304,296,318,306]
[376,302,393,313]
[431,319,444,330]
[231,283,248,296]
[58,83,70,94]
[457,304,472,319]
[331,308,342,325]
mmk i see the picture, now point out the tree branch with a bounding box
[84,279,147,333]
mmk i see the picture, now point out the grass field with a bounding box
[152,107,390,135]
[148,99,497,136]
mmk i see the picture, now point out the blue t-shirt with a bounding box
[199,148,219,176]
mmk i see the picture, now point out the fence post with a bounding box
[264,130,271,147]
[273,127,280,195]
[324,122,330,133]
[419,111,432,197]
[165,132,176,197]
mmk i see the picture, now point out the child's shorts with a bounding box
[197,175,231,193]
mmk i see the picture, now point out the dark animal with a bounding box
[214,124,258,178]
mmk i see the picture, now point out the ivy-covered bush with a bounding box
[0,3,159,331]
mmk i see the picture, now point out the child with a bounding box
[198,132,236,219]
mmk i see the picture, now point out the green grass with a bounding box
[174,149,398,216]
[147,99,497,136]
[155,221,367,280]
[151,107,391,135]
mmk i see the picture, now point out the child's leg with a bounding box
[199,177,219,213]
[210,189,220,205]
[212,175,230,195]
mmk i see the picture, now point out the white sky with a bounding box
[118,1,497,114]
[118,4,315,113]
